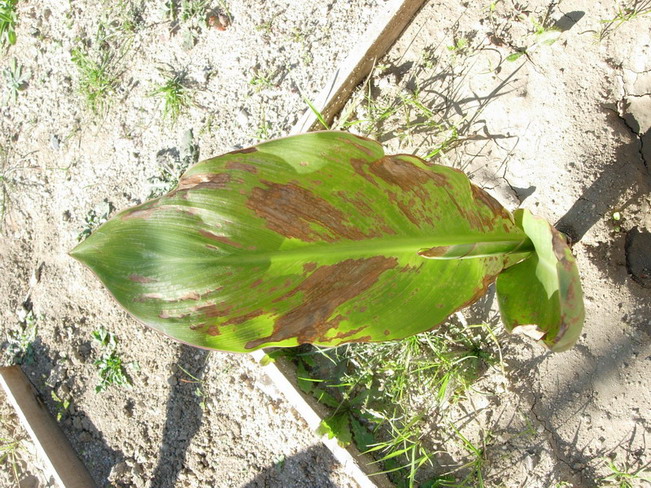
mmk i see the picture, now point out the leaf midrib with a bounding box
[146,234,533,265]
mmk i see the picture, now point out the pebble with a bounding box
[79,431,92,443]
[524,454,536,471]
[167,375,178,386]
[50,134,61,151]
[236,109,250,127]
[109,461,129,480]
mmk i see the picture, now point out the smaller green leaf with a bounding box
[295,360,315,394]
[318,413,352,446]
[507,51,525,62]
[350,417,376,452]
[310,387,340,409]
[496,209,584,352]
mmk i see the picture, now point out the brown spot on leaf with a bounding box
[245,256,397,349]
[222,309,265,326]
[195,303,232,319]
[129,274,156,283]
[247,181,372,241]
[225,161,258,173]
[228,147,257,155]
[178,291,201,301]
[303,262,317,273]
[177,173,231,192]
[122,206,158,221]
[207,326,221,336]
[133,293,163,302]
[370,156,450,192]
[199,229,243,249]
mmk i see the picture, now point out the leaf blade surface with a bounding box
[72,132,529,352]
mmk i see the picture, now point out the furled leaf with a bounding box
[71,132,535,352]
[496,209,584,352]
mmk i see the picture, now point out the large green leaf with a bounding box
[71,132,536,353]
[496,209,584,352]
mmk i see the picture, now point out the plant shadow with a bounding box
[18,336,124,486]
[149,344,209,488]
[241,444,346,488]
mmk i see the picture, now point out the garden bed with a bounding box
[1,1,650,488]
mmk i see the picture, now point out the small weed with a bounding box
[365,414,434,488]
[2,57,29,104]
[610,210,625,233]
[3,307,37,365]
[256,19,274,37]
[150,68,193,124]
[440,425,491,488]
[164,0,210,46]
[178,364,206,409]
[0,434,22,484]
[71,45,117,114]
[0,0,18,50]
[51,390,71,421]
[115,0,144,34]
[249,68,275,92]
[287,321,502,487]
[77,199,114,242]
[71,15,132,113]
[600,459,651,488]
[92,327,131,393]
[598,1,651,41]
[507,16,561,62]
[255,105,271,140]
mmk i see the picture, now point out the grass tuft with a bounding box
[0,0,18,50]
[150,68,194,124]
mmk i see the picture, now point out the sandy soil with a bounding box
[1,0,650,488]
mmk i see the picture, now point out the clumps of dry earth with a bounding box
[1,0,651,488]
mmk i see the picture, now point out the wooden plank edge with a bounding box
[291,0,427,134]
[251,350,394,488]
[0,366,97,488]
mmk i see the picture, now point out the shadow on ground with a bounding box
[150,344,209,488]
[241,444,344,488]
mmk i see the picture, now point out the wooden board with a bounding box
[0,366,97,488]
[252,350,394,488]
[291,0,427,134]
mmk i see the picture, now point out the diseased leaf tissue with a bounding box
[71,132,584,353]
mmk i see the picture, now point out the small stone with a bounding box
[167,375,178,386]
[78,431,92,443]
[524,454,536,471]
[109,461,129,480]
[50,134,61,150]
[236,109,250,127]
